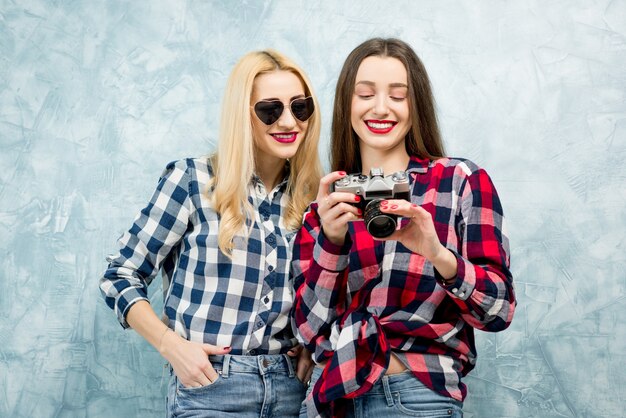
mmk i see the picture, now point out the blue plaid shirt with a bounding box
[100,158,298,355]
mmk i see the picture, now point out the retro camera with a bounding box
[331,167,410,238]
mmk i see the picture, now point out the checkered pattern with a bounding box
[292,156,516,417]
[100,158,298,355]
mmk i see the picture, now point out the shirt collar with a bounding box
[251,160,291,190]
[406,155,431,174]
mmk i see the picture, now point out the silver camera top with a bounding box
[332,167,410,200]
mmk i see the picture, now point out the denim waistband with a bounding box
[364,371,462,408]
[208,354,296,378]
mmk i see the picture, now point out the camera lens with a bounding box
[364,199,397,238]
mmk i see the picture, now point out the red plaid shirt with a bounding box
[292,156,516,417]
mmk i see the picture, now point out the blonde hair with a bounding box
[209,50,322,256]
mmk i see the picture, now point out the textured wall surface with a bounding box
[1,1,624,417]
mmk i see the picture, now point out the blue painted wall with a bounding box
[1,1,624,417]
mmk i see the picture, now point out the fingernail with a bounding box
[391,204,398,209]
[411,204,417,207]
[354,196,360,202]
[381,200,388,205]
[339,171,346,176]
[357,209,362,215]
[224,346,231,350]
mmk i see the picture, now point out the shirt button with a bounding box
[451,288,458,294]
[458,292,465,298]
[268,265,274,272]
[249,349,257,355]
[263,296,270,304]
[267,235,275,245]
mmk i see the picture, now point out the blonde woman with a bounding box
[100,49,322,417]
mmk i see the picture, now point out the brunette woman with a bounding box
[292,38,515,418]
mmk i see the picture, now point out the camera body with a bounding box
[331,167,410,238]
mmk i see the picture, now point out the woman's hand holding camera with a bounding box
[378,200,458,281]
[316,171,362,246]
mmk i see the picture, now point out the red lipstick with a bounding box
[270,132,298,143]
[365,120,397,134]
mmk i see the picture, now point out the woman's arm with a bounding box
[126,300,230,387]
[291,205,351,354]
[380,167,515,332]
[291,171,358,358]
[441,168,515,331]
[100,160,192,328]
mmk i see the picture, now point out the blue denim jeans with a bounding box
[167,354,306,417]
[300,367,463,417]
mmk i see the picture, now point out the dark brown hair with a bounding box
[331,38,445,173]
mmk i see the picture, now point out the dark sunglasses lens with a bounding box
[254,101,284,125]
[290,97,315,122]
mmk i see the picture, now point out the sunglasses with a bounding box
[253,96,315,125]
